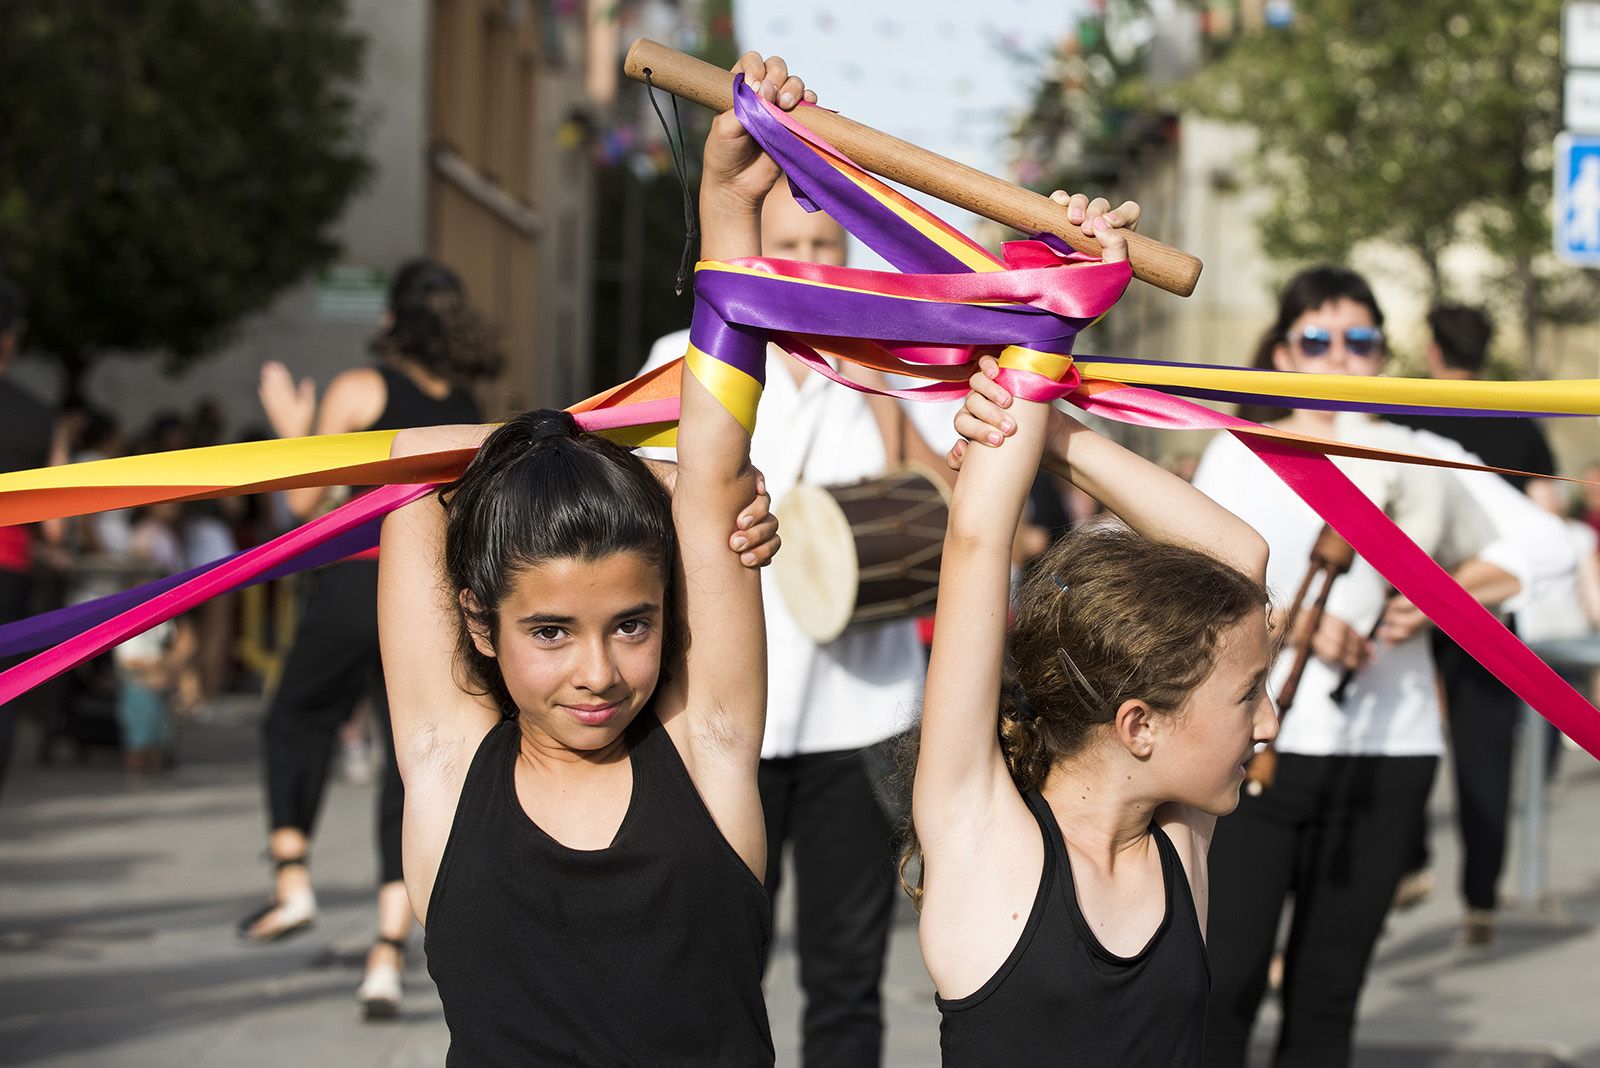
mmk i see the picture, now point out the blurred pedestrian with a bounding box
[180,400,242,704]
[1522,478,1600,733]
[1387,305,1557,943]
[239,259,500,1023]
[638,182,952,1067]
[1192,267,1571,1066]
[0,277,60,798]
[1581,463,1600,541]
[114,501,193,776]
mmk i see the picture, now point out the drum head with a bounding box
[773,481,859,644]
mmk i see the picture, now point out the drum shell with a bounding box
[773,464,952,643]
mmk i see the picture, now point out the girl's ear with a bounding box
[1270,341,1295,373]
[1113,698,1157,760]
[458,590,497,659]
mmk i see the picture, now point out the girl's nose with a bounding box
[573,639,620,692]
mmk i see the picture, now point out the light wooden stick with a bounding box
[624,38,1203,297]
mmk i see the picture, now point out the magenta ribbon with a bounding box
[0,484,430,705]
[1076,384,1600,757]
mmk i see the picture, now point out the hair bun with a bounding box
[516,409,580,446]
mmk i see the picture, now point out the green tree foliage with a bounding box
[1179,0,1594,371]
[0,0,371,396]
[1010,6,1159,196]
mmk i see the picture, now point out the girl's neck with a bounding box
[515,719,632,777]
[1038,755,1161,871]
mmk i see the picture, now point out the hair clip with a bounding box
[1055,647,1107,713]
[1050,573,1071,595]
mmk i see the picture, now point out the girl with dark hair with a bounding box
[906,201,1278,1067]
[374,53,809,1063]
[238,259,500,1016]
[1190,265,1562,1065]
[1233,265,1385,425]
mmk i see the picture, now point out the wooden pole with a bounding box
[623,38,1203,297]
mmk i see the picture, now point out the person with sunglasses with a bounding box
[1188,266,1573,1066]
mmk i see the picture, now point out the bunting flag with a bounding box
[2,74,1598,760]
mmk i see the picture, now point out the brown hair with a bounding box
[370,258,504,386]
[899,525,1268,906]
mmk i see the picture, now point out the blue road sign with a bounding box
[1555,133,1600,266]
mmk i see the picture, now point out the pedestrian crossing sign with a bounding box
[1555,133,1600,266]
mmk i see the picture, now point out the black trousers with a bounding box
[260,561,403,885]
[759,748,897,1068]
[1432,632,1521,912]
[0,569,31,799]
[1204,753,1438,1068]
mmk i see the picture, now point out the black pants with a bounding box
[1204,752,1438,1068]
[1432,632,1521,912]
[760,748,897,1068]
[260,561,403,885]
[0,569,31,799]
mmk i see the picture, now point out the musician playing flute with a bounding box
[1191,266,1574,1067]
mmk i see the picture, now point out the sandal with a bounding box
[357,936,407,1020]
[237,857,318,943]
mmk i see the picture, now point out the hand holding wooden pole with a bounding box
[624,38,1204,297]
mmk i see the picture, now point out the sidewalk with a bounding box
[1,702,1596,1067]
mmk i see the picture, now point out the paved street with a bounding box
[1,699,1597,1067]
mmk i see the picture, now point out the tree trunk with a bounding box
[60,350,90,408]
[1517,255,1539,379]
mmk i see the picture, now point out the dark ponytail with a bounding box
[440,409,677,717]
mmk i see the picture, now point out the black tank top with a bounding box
[936,789,1210,1066]
[368,363,479,432]
[345,364,477,507]
[424,710,775,1067]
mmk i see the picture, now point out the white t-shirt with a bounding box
[1519,520,1598,644]
[1190,417,1457,755]
[1195,430,1437,755]
[642,330,960,758]
[1195,413,1575,756]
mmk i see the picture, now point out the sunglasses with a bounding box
[1289,325,1384,358]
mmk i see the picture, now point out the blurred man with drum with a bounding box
[641,183,952,1067]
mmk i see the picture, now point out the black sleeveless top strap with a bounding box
[347,364,478,507]
[936,788,1211,1066]
[368,363,480,432]
[424,709,774,1067]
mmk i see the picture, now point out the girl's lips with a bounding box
[565,703,619,726]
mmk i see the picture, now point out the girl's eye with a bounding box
[533,626,566,642]
[617,619,649,637]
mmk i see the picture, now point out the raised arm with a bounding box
[261,362,385,520]
[378,423,501,767]
[1050,414,1266,583]
[914,393,1050,837]
[666,54,810,753]
[958,366,1267,585]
